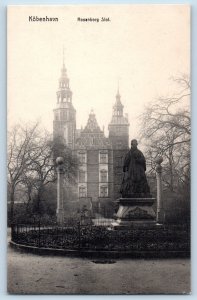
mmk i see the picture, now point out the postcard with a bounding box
[7,5,190,294]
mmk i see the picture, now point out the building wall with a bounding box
[113,149,128,200]
[75,149,114,203]
[87,149,99,201]
[108,135,129,150]
[54,122,129,215]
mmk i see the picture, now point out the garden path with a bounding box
[7,240,190,294]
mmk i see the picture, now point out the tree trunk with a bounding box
[10,189,15,223]
[36,188,43,215]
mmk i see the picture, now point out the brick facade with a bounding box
[53,63,130,216]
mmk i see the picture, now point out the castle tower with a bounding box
[108,89,129,149]
[53,60,76,149]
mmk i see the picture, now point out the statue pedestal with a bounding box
[111,197,156,229]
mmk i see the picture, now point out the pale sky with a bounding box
[7,4,190,141]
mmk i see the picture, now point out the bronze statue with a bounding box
[120,139,151,198]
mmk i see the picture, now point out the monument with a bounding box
[112,139,157,228]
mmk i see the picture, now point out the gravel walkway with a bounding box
[7,243,190,294]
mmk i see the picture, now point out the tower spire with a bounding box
[115,83,122,109]
[56,51,72,103]
[108,84,129,148]
[54,55,76,149]
[116,77,121,99]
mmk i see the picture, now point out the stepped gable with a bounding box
[75,110,111,148]
[83,109,102,133]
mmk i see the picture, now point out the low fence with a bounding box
[10,221,190,254]
[92,218,114,226]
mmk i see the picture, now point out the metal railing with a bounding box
[10,221,190,253]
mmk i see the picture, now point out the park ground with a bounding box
[7,234,190,295]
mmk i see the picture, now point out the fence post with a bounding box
[77,221,81,251]
[16,223,19,241]
[38,220,41,248]
[10,223,14,241]
[155,156,164,224]
[56,157,65,226]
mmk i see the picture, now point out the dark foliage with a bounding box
[11,223,190,253]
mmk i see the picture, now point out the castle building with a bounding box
[53,62,130,216]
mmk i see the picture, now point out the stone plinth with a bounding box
[111,197,156,229]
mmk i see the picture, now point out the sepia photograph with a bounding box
[7,4,190,294]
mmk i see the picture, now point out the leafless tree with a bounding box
[140,75,190,193]
[7,122,41,221]
[22,132,55,214]
[8,123,79,222]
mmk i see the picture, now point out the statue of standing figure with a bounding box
[120,139,151,198]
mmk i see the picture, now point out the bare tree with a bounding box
[8,123,79,222]
[21,132,55,214]
[7,122,41,221]
[140,75,190,192]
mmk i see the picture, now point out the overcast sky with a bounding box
[8,4,190,142]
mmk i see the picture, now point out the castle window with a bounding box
[100,186,108,197]
[79,186,86,198]
[100,170,108,182]
[99,152,108,164]
[79,170,86,183]
[78,152,86,164]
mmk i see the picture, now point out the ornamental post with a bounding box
[155,156,164,224]
[56,157,65,226]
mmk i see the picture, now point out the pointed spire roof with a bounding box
[108,86,129,125]
[59,46,68,80]
[56,49,72,104]
[115,88,123,107]
[60,62,67,78]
